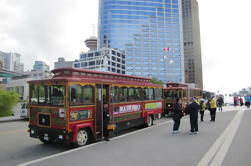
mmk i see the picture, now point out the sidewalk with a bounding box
[0,115,23,123]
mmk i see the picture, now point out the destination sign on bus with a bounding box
[114,104,141,114]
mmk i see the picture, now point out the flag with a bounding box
[163,47,170,52]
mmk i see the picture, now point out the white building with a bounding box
[74,36,126,74]
[0,51,24,73]
[5,70,51,100]
[54,57,74,69]
[74,48,126,74]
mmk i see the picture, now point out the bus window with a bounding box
[30,85,38,104]
[164,90,179,99]
[128,87,135,101]
[38,85,49,105]
[155,88,162,100]
[135,88,142,101]
[183,90,187,98]
[113,86,119,103]
[121,87,128,102]
[149,88,154,100]
[83,85,94,105]
[70,84,83,106]
[143,88,149,100]
[50,85,64,106]
[178,90,182,98]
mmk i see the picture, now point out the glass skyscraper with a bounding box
[98,0,184,83]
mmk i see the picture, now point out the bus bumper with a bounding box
[164,109,173,116]
[29,125,72,144]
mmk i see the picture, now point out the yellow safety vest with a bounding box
[210,98,217,109]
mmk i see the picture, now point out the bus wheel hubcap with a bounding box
[77,130,88,145]
[148,116,152,126]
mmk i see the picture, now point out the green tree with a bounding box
[0,89,19,117]
[150,78,165,85]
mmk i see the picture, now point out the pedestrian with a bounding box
[200,100,206,121]
[217,97,224,111]
[187,97,200,134]
[245,95,251,108]
[172,98,183,133]
[234,96,238,106]
[240,97,244,106]
[103,103,110,141]
[209,96,217,121]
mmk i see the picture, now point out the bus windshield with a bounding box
[164,89,182,99]
[30,84,65,106]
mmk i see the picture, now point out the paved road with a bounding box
[17,107,251,166]
[1,106,249,166]
[0,121,71,166]
[223,108,251,166]
[0,117,166,166]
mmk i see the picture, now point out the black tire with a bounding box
[146,115,153,127]
[39,138,51,144]
[74,129,90,147]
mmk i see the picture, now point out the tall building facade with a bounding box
[98,0,184,83]
[0,51,24,73]
[182,0,203,88]
[33,61,50,71]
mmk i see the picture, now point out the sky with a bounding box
[0,0,250,94]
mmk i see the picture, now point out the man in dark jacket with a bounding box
[187,97,200,134]
[172,98,183,133]
[217,97,224,111]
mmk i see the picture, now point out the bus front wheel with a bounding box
[74,129,90,147]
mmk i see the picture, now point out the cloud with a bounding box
[199,0,251,93]
[0,0,98,70]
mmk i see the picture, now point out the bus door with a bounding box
[95,84,110,139]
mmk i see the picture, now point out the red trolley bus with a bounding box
[28,68,163,147]
[163,83,202,116]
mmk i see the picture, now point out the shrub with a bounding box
[0,89,19,117]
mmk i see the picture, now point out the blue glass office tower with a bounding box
[98,0,184,83]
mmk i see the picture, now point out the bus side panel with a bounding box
[143,100,163,120]
[68,106,95,143]
[70,122,94,143]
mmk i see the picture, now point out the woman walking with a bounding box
[172,98,183,133]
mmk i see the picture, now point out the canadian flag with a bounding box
[163,47,170,52]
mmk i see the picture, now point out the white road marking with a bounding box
[197,109,245,166]
[17,119,172,166]
[210,109,245,166]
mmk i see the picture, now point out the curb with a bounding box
[0,117,25,123]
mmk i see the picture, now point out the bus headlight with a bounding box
[59,135,63,139]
